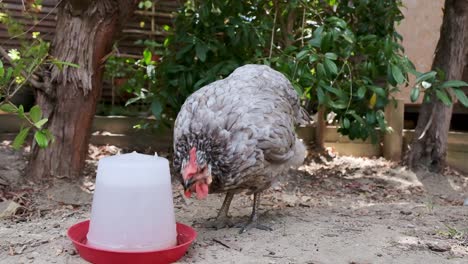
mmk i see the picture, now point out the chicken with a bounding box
[173,64,309,233]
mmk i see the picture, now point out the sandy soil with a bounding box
[1,143,468,264]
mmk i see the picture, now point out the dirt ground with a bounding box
[1,142,468,264]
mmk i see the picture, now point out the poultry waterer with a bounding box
[67,152,196,264]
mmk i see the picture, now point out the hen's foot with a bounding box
[202,216,234,230]
[237,219,272,234]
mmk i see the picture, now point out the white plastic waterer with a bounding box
[86,152,177,251]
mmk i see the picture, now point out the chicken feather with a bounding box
[173,64,309,232]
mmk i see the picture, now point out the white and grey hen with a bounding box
[173,64,309,233]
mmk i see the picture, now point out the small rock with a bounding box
[53,223,60,228]
[280,194,298,207]
[376,253,383,257]
[400,210,412,215]
[426,241,451,252]
[55,246,64,256]
[0,200,22,219]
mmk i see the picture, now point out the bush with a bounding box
[121,0,418,141]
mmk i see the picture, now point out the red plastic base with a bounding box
[67,220,197,264]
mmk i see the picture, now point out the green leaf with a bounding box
[423,93,431,103]
[366,112,376,124]
[324,58,338,75]
[163,38,170,48]
[5,67,13,83]
[369,85,386,97]
[325,52,338,60]
[313,26,324,38]
[35,118,48,129]
[357,86,366,99]
[125,96,141,106]
[296,50,308,60]
[328,100,347,109]
[320,32,332,51]
[453,89,468,107]
[435,89,452,106]
[410,87,420,102]
[34,130,48,148]
[309,27,323,48]
[342,33,354,44]
[29,105,42,123]
[143,49,152,65]
[316,63,327,79]
[343,117,350,128]
[43,129,55,143]
[309,37,321,48]
[0,103,17,113]
[144,0,152,9]
[322,84,346,98]
[292,83,303,95]
[376,110,387,131]
[13,127,30,150]
[415,71,437,84]
[391,65,405,84]
[309,54,319,63]
[51,60,80,69]
[17,105,25,119]
[0,60,4,78]
[317,86,326,103]
[440,80,468,89]
[195,42,208,62]
[350,112,365,125]
[175,43,193,60]
[151,99,163,118]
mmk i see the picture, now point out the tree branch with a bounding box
[417,108,434,140]
[269,1,278,60]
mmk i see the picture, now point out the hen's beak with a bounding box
[183,178,195,191]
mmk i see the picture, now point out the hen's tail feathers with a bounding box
[289,138,307,168]
[296,107,311,126]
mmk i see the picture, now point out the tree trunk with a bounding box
[406,0,468,172]
[27,0,136,180]
[314,105,326,151]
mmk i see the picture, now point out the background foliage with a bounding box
[112,0,419,142]
[0,3,77,149]
[3,0,467,148]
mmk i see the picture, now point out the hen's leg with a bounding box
[239,192,272,234]
[217,191,234,219]
[203,192,234,229]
